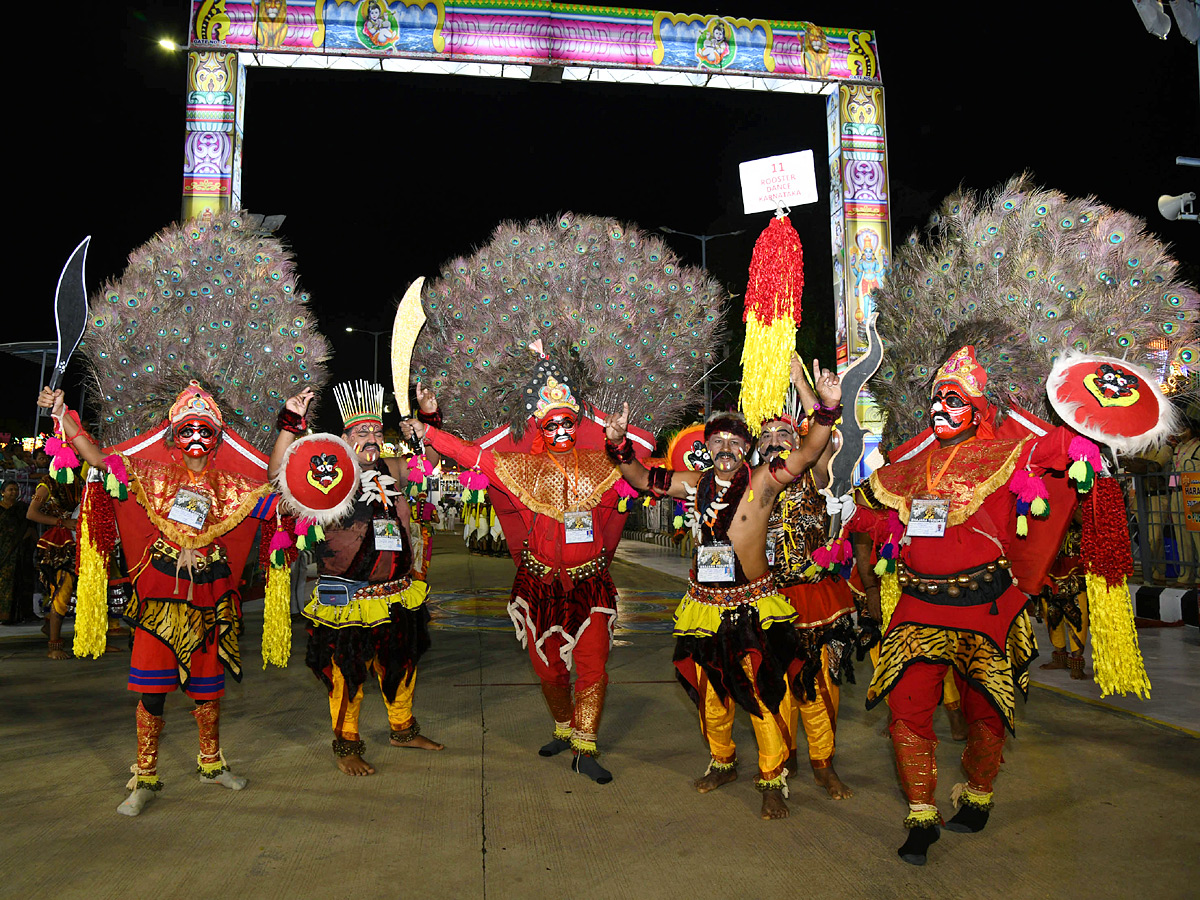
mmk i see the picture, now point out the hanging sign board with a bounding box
[739,150,818,215]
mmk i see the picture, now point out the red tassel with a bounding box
[744,215,804,328]
[1081,478,1133,584]
[82,479,117,557]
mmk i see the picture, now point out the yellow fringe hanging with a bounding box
[739,316,796,434]
[73,513,111,659]
[261,564,293,669]
[1084,572,1151,699]
[880,570,900,627]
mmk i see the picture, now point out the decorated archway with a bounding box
[185,1,889,373]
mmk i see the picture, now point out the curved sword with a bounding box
[825,312,883,534]
[51,236,91,390]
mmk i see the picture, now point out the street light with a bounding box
[658,226,745,270]
[659,226,745,412]
[344,327,389,385]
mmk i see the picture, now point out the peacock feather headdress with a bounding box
[412,213,727,439]
[79,211,330,452]
[869,174,1199,450]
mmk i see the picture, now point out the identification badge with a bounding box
[907,497,950,538]
[697,543,736,582]
[167,488,210,530]
[373,518,405,551]
[564,510,594,545]
[766,533,778,567]
[410,522,425,555]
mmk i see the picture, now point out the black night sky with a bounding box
[6,1,1198,438]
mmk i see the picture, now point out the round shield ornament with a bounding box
[1046,353,1177,454]
[667,423,712,471]
[276,433,361,524]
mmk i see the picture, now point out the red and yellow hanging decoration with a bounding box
[739,214,804,432]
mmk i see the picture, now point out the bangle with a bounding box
[416,408,443,429]
[813,403,842,427]
[276,408,307,435]
[605,437,635,465]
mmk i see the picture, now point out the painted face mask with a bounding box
[174,417,219,458]
[540,412,578,451]
[930,386,977,440]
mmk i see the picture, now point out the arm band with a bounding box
[647,466,674,498]
[417,408,443,429]
[605,437,635,465]
[276,408,307,435]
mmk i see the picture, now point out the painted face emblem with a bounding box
[541,412,578,450]
[174,417,219,459]
[1084,363,1141,408]
[307,453,344,494]
[683,439,713,471]
[930,386,976,440]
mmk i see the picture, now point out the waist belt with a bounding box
[150,538,227,571]
[317,575,411,606]
[520,549,608,583]
[899,559,1013,612]
[686,571,778,609]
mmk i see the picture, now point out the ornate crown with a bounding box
[932,345,987,400]
[168,381,224,429]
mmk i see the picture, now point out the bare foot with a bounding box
[391,734,444,751]
[336,753,376,775]
[760,788,789,819]
[47,642,72,660]
[945,704,968,742]
[694,767,737,793]
[813,764,853,799]
[1039,658,1068,670]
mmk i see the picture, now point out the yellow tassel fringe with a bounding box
[1084,572,1151,699]
[880,570,900,627]
[739,316,796,434]
[261,565,293,669]
[73,513,111,659]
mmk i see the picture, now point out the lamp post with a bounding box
[345,327,389,385]
[659,226,745,412]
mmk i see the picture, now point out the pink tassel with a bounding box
[269,529,294,553]
[1009,469,1048,503]
[614,478,639,499]
[812,545,832,568]
[46,436,80,471]
[1068,435,1102,468]
[459,470,489,490]
[407,455,433,482]
[295,516,314,537]
[103,454,129,486]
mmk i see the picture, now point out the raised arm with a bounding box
[36,387,107,470]
[602,402,699,500]
[268,387,315,481]
[761,360,842,492]
[791,353,835,490]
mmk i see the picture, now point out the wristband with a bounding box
[416,407,443,429]
[647,465,674,498]
[605,437,635,465]
[276,408,307,435]
[812,403,843,427]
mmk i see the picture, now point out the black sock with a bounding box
[538,737,571,757]
[572,753,613,784]
[946,804,990,833]
[898,824,940,865]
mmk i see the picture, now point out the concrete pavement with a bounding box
[0,534,1197,900]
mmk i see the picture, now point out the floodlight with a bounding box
[1133,0,1173,36]
[1170,0,1200,42]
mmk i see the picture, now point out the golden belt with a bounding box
[520,550,608,582]
[151,538,227,571]
[686,572,778,609]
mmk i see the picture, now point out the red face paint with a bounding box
[930,387,976,440]
[540,412,578,451]
[174,417,219,459]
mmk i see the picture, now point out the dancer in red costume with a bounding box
[847,346,1093,863]
[410,372,626,784]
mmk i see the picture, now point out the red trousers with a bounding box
[887,661,1004,741]
[525,609,611,690]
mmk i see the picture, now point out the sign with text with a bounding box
[739,150,818,215]
[1182,472,1200,532]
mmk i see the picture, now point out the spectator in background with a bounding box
[1171,419,1200,586]
[0,479,36,624]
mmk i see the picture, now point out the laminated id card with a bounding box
[373,518,405,551]
[697,543,736,582]
[906,497,950,538]
[167,488,210,530]
[564,510,594,545]
[765,533,778,567]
